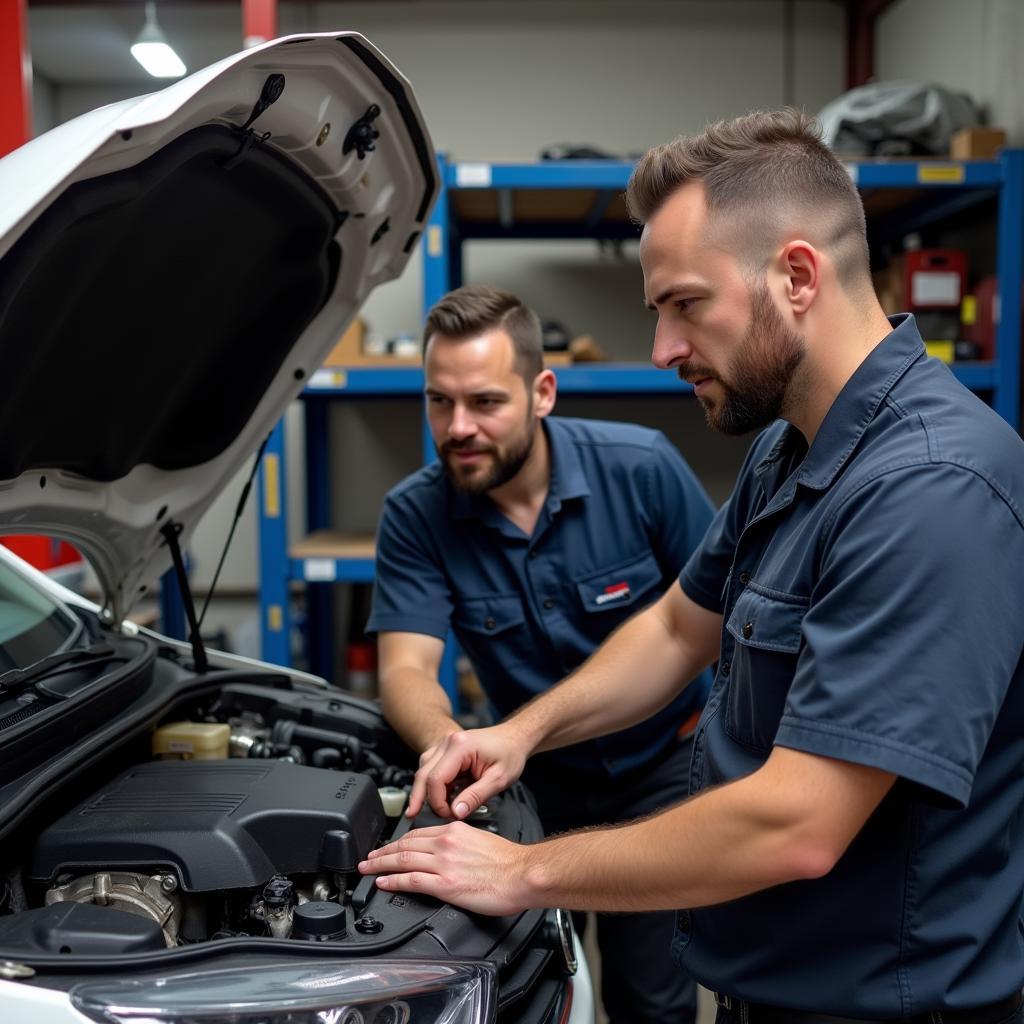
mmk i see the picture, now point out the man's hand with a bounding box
[359,822,532,916]
[406,724,528,820]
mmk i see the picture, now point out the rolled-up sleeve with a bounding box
[776,462,1024,808]
[367,493,453,639]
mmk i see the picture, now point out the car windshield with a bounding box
[0,555,80,673]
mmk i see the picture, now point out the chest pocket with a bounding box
[453,593,526,637]
[453,592,532,680]
[574,550,664,638]
[724,584,807,752]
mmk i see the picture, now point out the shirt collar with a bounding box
[543,417,591,508]
[449,417,590,523]
[794,313,926,491]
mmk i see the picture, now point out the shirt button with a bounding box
[528,550,539,559]
[720,660,731,677]
[543,598,556,610]
[741,622,753,639]
[484,616,496,630]
[739,572,751,586]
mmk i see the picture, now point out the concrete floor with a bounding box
[582,913,716,1024]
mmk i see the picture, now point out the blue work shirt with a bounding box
[677,315,1024,1014]
[368,416,715,780]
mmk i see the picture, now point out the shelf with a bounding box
[260,151,1022,681]
[305,361,994,396]
[446,158,1004,192]
[441,158,1006,239]
[949,362,1000,390]
[552,365,692,393]
[288,531,376,583]
[304,364,698,395]
[306,366,424,395]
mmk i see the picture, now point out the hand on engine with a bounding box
[359,822,530,916]
[406,724,527,820]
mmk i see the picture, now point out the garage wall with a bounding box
[28,0,846,601]
[31,72,55,138]
[875,0,1024,144]
[310,0,846,344]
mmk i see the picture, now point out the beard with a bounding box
[679,281,807,436]
[440,414,537,495]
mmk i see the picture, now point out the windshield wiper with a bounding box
[0,643,116,694]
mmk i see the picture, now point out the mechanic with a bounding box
[366,283,715,1024]
[360,110,1024,1022]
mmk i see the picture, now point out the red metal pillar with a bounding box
[845,0,900,90]
[0,0,32,157]
[242,0,279,48]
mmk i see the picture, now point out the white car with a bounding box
[0,33,592,1024]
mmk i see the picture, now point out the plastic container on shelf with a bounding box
[345,641,377,699]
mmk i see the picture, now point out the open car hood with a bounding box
[0,32,436,624]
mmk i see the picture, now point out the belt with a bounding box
[713,990,1023,1024]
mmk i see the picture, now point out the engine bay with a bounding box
[0,677,536,960]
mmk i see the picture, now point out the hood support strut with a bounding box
[160,521,209,673]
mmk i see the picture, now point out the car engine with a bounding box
[30,757,385,949]
[0,650,582,1024]
[0,680,515,956]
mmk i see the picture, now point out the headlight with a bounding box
[70,959,496,1023]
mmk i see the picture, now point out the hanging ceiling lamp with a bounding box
[131,2,186,79]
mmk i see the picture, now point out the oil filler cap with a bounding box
[293,901,347,941]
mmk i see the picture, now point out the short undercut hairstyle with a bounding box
[626,108,871,292]
[423,285,543,383]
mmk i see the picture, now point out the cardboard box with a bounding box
[322,316,586,371]
[543,351,572,366]
[950,127,1006,160]
[323,318,576,369]
[321,317,421,368]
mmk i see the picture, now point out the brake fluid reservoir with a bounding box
[152,722,230,760]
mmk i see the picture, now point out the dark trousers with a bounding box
[523,736,697,1024]
[715,1012,1024,1024]
[713,991,1024,1024]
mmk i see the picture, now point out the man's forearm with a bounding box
[518,749,893,912]
[519,776,806,912]
[363,749,896,917]
[379,666,461,753]
[508,598,712,756]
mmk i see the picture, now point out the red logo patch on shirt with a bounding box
[595,581,631,606]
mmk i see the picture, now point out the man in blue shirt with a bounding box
[361,110,1024,1022]
[368,284,715,1023]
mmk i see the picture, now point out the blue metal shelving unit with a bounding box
[257,152,1023,674]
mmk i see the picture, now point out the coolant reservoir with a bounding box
[378,786,408,817]
[152,722,230,760]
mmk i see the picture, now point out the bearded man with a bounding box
[367,283,714,1024]
[362,111,1024,1024]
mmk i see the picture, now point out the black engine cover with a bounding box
[31,761,385,891]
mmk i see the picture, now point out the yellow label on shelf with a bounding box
[268,605,283,632]
[263,454,280,518]
[961,295,977,326]
[427,225,443,257]
[918,164,965,184]
[925,340,956,363]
